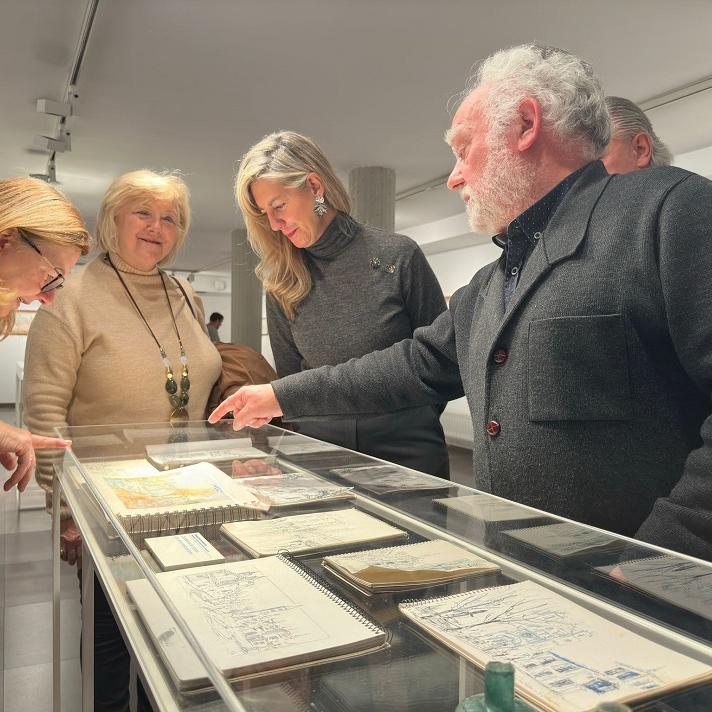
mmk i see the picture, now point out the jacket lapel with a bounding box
[492,161,613,338]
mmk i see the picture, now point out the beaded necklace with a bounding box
[105,254,190,423]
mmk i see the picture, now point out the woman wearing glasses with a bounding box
[0,177,90,492]
[24,169,220,712]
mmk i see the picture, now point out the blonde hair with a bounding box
[235,131,351,319]
[96,170,191,265]
[0,178,90,339]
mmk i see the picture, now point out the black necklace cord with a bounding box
[105,253,186,360]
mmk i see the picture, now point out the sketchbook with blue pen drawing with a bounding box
[399,579,712,711]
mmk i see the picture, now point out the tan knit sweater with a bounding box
[23,252,223,516]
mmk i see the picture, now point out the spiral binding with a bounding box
[122,503,262,536]
[278,682,312,712]
[276,553,391,643]
[325,538,428,564]
[400,582,503,610]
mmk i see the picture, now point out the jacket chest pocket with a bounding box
[528,314,632,421]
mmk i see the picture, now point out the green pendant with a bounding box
[169,407,189,424]
[165,375,178,395]
[181,374,190,391]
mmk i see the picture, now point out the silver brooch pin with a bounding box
[385,263,396,274]
[370,257,381,269]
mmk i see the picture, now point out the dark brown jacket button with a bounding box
[486,420,501,437]
[493,348,508,365]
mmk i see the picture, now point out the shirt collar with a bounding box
[491,163,591,250]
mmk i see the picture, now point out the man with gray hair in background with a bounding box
[603,96,673,173]
[212,44,712,561]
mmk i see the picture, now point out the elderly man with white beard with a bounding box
[212,44,712,562]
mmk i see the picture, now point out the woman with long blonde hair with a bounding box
[235,131,450,476]
[0,177,90,491]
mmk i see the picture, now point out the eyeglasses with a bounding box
[17,229,65,293]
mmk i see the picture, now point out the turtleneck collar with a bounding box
[304,213,360,260]
[106,251,161,276]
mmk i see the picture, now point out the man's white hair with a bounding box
[464,44,611,161]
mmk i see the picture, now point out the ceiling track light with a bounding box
[30,159,57,184]
[33,128,72,153]
[29,0,100,184]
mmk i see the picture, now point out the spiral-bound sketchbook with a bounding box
[502,522,624,559]
[267,435,343,456]
[434,494,544,523]
[127,555,388,690]
[399,580,712,712]
[81,458,159,478]
[145,438,271,469]
[322,539,500,595]
[330,464,450,495]
[86,461,267,535]
[221,508,408,558]
[596,555,712,620]
[239,470,354,509]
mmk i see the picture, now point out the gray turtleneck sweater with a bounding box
[266,213,449,476]
[267,213,446,374]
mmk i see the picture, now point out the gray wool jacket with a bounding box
[273,161,712,561]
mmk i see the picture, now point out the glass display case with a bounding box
[52,420,712,712]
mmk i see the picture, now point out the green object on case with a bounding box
[455,661,536,712]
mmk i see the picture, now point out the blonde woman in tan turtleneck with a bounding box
[23,170,221,712]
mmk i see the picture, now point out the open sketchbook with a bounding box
[86,461,266,534]
[126,555,387,690]
[330,464,450,495]
[399,580,712,712]
[435,494,545,523]
[322,539,500,595]
[502,522,624,559]
[221,508,408,557]
[239,470,354,509]
[145,438,270,469]
[596,555,712,620]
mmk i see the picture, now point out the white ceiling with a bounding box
[3,0,712,272]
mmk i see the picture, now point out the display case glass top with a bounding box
[57,421,712,712]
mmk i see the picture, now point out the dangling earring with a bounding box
[313,195,328,217]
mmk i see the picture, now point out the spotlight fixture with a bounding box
[33,128,71,153]
[36,98,73,118]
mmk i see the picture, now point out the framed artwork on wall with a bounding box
[11,309,37,335]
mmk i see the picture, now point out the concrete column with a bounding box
[230,228,262,351]
[348,166,396,234]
